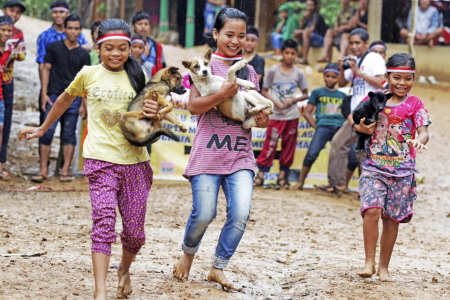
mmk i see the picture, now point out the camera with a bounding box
[342,56,355,70]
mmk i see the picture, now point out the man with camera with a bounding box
[320,28,386,193]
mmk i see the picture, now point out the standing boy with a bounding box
[132,11,166,76]
[243,26,265,91]
[0,0,26,180]
[254,39,309,189]
[31,14,90,183]
[36,0,89,124]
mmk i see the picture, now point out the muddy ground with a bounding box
[1,16,450,300]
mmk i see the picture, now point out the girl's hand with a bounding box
[406,139,428,150]
[255,110,270,128]
[354,118,375,135]
[220,78,239,99]
[18,127,45,140]
[143,99,160,119]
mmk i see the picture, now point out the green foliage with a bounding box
[20,0,78,20]
[319,0,357,28]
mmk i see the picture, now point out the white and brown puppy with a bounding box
[182,49,273,128]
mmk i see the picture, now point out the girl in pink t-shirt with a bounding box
[173,8,269,290]
[351,53,431,282]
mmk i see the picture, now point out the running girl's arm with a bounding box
[348,112,375,135]
[187,79,239,115]
[303,103,316,129]
[18,92,77,140]
[407,125,429,150]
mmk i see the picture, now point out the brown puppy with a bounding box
[120,67,188,147]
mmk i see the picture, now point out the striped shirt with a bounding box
[183,58,259,177]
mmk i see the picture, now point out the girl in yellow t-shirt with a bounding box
[19,19,158,300]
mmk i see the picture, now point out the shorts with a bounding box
[0,100,4,126]
[310,33,324,47]
[359,169,417,223]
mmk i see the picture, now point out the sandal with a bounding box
[253,176,264,187]
[0,170,10,181]
[30,174,47,183]
[276,177,291,190]
[60,174,74,182]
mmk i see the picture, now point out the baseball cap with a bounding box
[3,0,26,13]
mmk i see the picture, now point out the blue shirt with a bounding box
[407,5,440,34]
[36,26,89,63]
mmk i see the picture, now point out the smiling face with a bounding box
[65,21,82,43]
[3,6,22,23]
[213,18,246,57]
[387,67,415,98]
[0,24,13,43]
[388,123,403,137]
[349,34,368,57]
[133,19,150,37]
[244,35,258,53]
[323,71,339,89]
[99,31,130,72]
[51,9,70,26]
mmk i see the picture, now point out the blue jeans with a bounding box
[303,125,341,167]
[271,32,284,49]
[39,94,81,146]
[310,32,325,47]
[182,169,254,269]
[0,81,13,163]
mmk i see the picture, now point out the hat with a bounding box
[3,0,26,13]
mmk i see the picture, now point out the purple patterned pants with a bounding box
[84,158,153,255]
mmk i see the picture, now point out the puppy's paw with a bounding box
[248,105,265,114]
[236,60,248,69]
[264,108,273,116]
[179,124,188,133]
[241,81,256,90]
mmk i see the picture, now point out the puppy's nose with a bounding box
[202,70,208,75]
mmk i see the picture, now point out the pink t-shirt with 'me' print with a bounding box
[183,58,259,178]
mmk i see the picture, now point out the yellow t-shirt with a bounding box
[65,64,150,165]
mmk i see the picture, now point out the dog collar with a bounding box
[386,67,415,73]
[51,6,70,13]
[212,53,243,61]
[98,34,131,44]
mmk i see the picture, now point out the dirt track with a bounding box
[1,16,450,300]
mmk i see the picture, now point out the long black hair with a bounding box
[205,8,250,80]
[386,53,416,73]
[97,19,146,93]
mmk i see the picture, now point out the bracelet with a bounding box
[352,123,357,132]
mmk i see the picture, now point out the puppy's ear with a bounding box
[205,48,212,60]
[169,66,179,73]
[182,61,191,69]
[385,93,394,100]
[368,91,375,98]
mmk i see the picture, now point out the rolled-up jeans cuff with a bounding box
[182,242,200,255]
[212,254,229,269]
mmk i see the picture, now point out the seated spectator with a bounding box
[318,0,356,62]
[400,0,443,47]
[243,26,265,91]
[349,0,368,30]
[271,4,299,56]
[369,40,387,59]
[294,0,330,64]
[204,0,227,34]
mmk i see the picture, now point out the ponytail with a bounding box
[98,19,146,93]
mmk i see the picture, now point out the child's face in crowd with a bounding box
[51,9,70,26]
[99,31,130,72]
[386,67,414,98]
[371,46,386,59]
[133,19,150,37]
[349,34,368,57]
[131,42,145,60]
[323,71,339,89]
[213,18,246,57]
[3,6,22,23]
[91,27,99,44]
[281,47,297,65]
[279,10,288,20]
[0,24,13,43]
[244,35,258,53]
[65,21,82,43]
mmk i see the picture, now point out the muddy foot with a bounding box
[117,268,132,299]
[173,253,195,282]
[207,267,234,290]
[377,268,395,282]
[357,264,376,278]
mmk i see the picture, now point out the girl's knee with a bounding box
[363,208,382,220]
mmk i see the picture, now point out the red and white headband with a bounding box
[212,52,242,61]
[246,33,259,40]
[51,6,70,13]
[97,34,132,44]
[131,39,146,46]
[386,67,415,73]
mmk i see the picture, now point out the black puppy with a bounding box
[352,91,393,153]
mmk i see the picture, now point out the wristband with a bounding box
[352,122,357,132]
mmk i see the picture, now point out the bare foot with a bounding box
[357,263,376,278]
[291,182,303,190]
[117,268,132,299]
[173,253,195,282]
[377,268,395,282]
[207,267,233,290]
[94,289,107,300]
